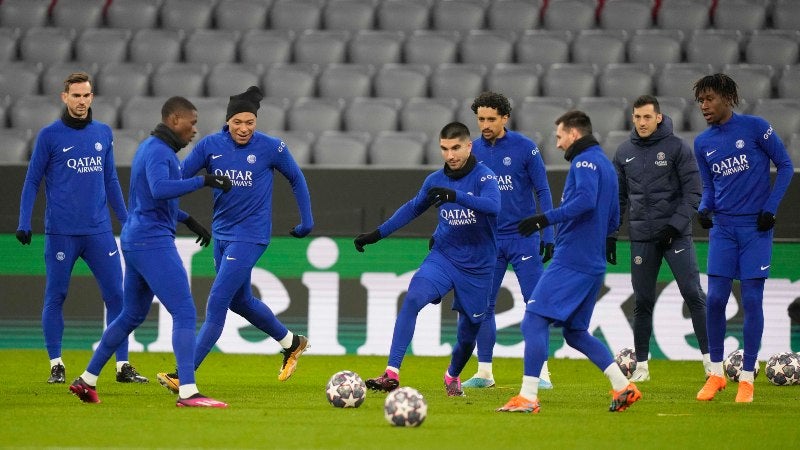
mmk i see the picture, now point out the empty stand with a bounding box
[603,130,630,156]
[90,96,122,129]
[514,97,574,136]
[657,96,690,131]
[598,63,655,102]
[20,28,75,64]
[432,0,487,31]
[263,63,320,99]
[0,0,50,29]
[713,0,767,31]
[745,30,800,68]
[95,62,153,99]
[323,0,376,31]
[206,63,264,98]
[656,63,714,98]
[151,63,209,98]
[487,0,541,32]
[270,0,324,32]
[0,28,19,62]
[516,30,572,65]
[656,0,711,33]
[456,98,480,137]
[106,0,161,30]
[404,30,460,65]
[542,63,598,101]
[778,65,800,99]
[721,64,774,103]
[112,129,146,167]
[576,97,629,136]
[318,64,375,99]
[40,62,99,96]
[599,0,653,32]
[374,63,431,100]
[430,63,487,99]
[376,0,431,32]
[10,95,63,134]
[239,30,295,66]
[288,97,345,133]
[0,62,42,100]
[627,29,684,66]
[0,129,32,163]
[751,99,800,136]
[184,29,240,65]
[486,63,543,103]
[313,130,371,165]
[369,131,427,166]
[254,97,291,131]
[459,30,516,66]
[129,29,184,65]
[572,30,628,65]
[267,130,315,165]
[51,0,106,29]
[686,30,743,67]
[772,0,800,30]
[186,96,229,135]
[294,30,350,65]
[214,0,271,31]
[121,96,170,132]
[542,0,597,31]
[160,0,216,31]
[400,97,458,163]
[75,28,131,65]
[348,30,405,65]
[344,97,402,133]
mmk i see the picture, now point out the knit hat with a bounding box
[225,85,264,121]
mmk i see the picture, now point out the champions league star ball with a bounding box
[384,387,428,427]
[723,349,760,382]
[615,348,637,379]
[325,370,366,408]
[765,352,800,386]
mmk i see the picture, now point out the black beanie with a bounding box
[225,85,264,121]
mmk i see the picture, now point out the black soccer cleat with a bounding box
[116,363,149,383]
[48,364,65,384]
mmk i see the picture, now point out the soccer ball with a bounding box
[325,370,366,408]
[615,347,637,379]
[723,349,759,382]
[384,387,428,427]
[765,352,800,386]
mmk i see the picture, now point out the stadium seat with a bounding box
[344,97,402,133]
[516,30,572,65]
[313,130,371,165]
[713,0,767,31]
[20,28,75,64]
[656,63,714,98]
[318,64,375,100]
[542,63,598,101]
[214,0,271,31]
[772,0,800,30]
[575,97,629,136]
[160,0,215,31]
[129,29,184,65]
[598,63,656,102]
[486,63,543,104]
[456,98,480,137]
[745,30,800,68]
[111,129,146,167]
[374,63,431,100]
[376,0,431,32]
[288,97,345,133]
[751,99,800,136]
[40,62,99,96]
[787,133,800,167]
[121,96,170,132]
[263,63,320,99]
[253,97,291,132]
[323,0,376,31]
[106,0,161,30]
[657,96,690,131]
[95,62,153,100]
[687,99,751,131]
[10,95,63,134]
[184,29,241,65]
[186,96,229,135]
[0,128,32,163]
[267,130,315,164]
[656,0,711,32]
[0,62,42,100]
[400,97,458,163]
[572,30,628,65]
[778,65,800,99]
[430,63,487,99]
[487,0,541,32]
[369,130,427,166]
[599,0,653,32]
[514,96,574,137]
[686,30,743,67]
[674,130,700,150]
[239,30,295,66]
[151,63,209,98]
[460,30,516,66]
[542,0,597,31]
[270,0,323,32]
[90,96,122,129]
[0,0,49,29]
[294,30,350,65]
[537,131,570,167]
[0,28,19,62]
[404,30,460,65]
[603,130,630,157]
[348,30,405,65]
[51,0,106,29]
[432,0,487,31]
[206,63,264,98]
[627,29,684,67]
[75,28,131,65]
[721,64,774,104]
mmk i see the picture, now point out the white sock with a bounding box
[539,360,551,382]
[709,361,724,377]
[702,353,711,365]
[740,370,755,383]
[520,375,539,401]
[81,371,98,386]
[179,383,200,399]
[477,362,493,378]
[386,366,399,377]
[637,360,649,370]
[278,331,294,348]
[116,361,128,372]
[50,357,64,367]
[604,363,630,392]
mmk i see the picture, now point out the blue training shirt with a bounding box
[693,113,794,225]
[471,129,554,242]
[18,115,127,235]
[181,127,313,245]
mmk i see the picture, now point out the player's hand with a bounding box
[425,187,456,207]
[203,174,232,193]
[183,216,211,247]
[654,225,679,250]
[354,229,381,253]
[606,237,617,265]
[16,229,32,245]
[756,211,775,231]
[290,223,312,238]
[540,241,554,263]
[518,214,549,237]
[697,209,713,229]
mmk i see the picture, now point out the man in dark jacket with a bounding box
[613,95,710,382]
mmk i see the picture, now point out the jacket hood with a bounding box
[630,114,674,147]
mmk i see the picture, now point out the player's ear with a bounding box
[656,113,663,124]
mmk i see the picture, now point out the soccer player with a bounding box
[69,96,232,407]
[498,111,641,413]
[613,95,710,382]
[462,91,555,389]
[16,72,147,384]
[692,74,793,403]
[356,121,500,397]
[157,86,314,391]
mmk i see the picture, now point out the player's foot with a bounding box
[609,382,641,412]
[48,364,65,384]
[444,372,464,397]
[157,371,180,394]
[176,393,228,408]
[462,375,495,388]
[629,366,650,382]
[497,395,540,413]
[365,372,399,392]
[539,378,553,389]
[735,380,754,403]
[696,374,726,401]
[69,377,100,403]
[278,335,309,381]
[116,363,149,383]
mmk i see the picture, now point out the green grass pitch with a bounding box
[2,349,799,449]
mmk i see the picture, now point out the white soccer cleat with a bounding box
[629,366,650,382]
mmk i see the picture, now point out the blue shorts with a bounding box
[708,224,773,279]
[526,263,603,331]
[414,250,493,324]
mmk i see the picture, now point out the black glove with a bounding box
[654,225,680,250]
[606,237,617,265]
[697,209,713,229]
[354,229,381,253]
[426,187,456,207]
[203,174,232,193]
[183,216,211,247]
[518,214,549,237]
[289,223,312,238]
[756,211,775,231]
[16,229,31,245]
[428,236,435,251]
[540,241,554,263]
[789,299,800,323]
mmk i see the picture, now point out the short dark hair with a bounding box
[632,95,660,113]
[555,110,592,136]
[63,72,91,93]
[440,121,471,141]
[161,96,197,121]
[693,73,739,107]
[470,91,512,117]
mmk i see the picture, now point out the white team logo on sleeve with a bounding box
[95,142,103,151]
